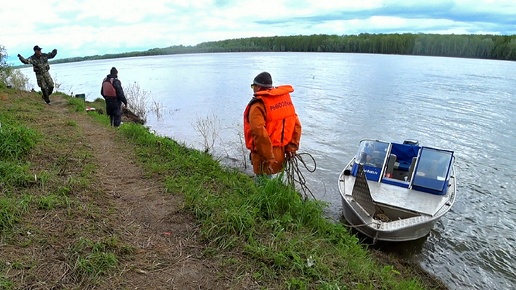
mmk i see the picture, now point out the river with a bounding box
[20,52,516,289]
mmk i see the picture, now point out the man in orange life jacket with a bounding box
[100,67,127,127]
[243,72,302,176]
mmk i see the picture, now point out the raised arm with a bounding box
[17,54,30,64]
[46,49,58,59]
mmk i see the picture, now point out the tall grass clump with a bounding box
[67,96,86,112]
[0,198,22,233]
[0,275,14,290]
[0,120,39,188]
[0,161,33,188]
[67,237,123,282]
[0,121,39,161]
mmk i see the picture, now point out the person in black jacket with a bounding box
[100,67,128,127]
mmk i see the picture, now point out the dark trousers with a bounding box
[105,99,122,127]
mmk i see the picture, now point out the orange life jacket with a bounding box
[102,78,117,97]
[243,85,297,150]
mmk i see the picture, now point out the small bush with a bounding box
[193,114,220,153]
[124,81,149,123]
[123,81,164,124]
[5,69,29,91]
[0,45,13,86]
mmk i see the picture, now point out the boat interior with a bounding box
[350,140,455,196]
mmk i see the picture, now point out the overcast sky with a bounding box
[3,0,516,63]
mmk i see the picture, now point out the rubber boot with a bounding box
[42,88,50,104]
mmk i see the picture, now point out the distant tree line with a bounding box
[191,33,516,60]
[24,33,516,66]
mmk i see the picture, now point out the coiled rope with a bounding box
[284,152,317,200]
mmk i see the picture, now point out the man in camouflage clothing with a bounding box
[18,45,57,104]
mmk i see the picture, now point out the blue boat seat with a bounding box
[390,143,420,171]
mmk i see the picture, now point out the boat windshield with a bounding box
[412,147,454,195]
[414,148,453,181]
[355,140,389,168]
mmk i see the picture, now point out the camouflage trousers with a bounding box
[35,71,54,91]
[35,71,54,103]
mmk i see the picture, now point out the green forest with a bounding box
[44,33,516,64]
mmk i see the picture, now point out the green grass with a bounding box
[0,90,134,288]
[117,123,427,289]
[0,198,22,233]
[67,237,129,281]
[0,275,14,290]
[0,88,436,289]
[0,120,39,161]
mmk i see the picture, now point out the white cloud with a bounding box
[2,0,516,62]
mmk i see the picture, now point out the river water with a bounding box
[20,52,516,289]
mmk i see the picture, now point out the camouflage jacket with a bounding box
[19,50,57,74]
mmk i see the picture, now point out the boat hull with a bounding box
[337,146,456,243]
[340,195,437,242]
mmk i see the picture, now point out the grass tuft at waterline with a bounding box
[0,87,446,289]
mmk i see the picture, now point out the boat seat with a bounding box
[385,154,396,177]
[395,160,412,171]
[391,142,420,171]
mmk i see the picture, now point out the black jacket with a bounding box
[101,74,127,106]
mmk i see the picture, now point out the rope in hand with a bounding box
[284,152,317,200]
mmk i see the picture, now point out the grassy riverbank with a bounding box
[0,87,446,289]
